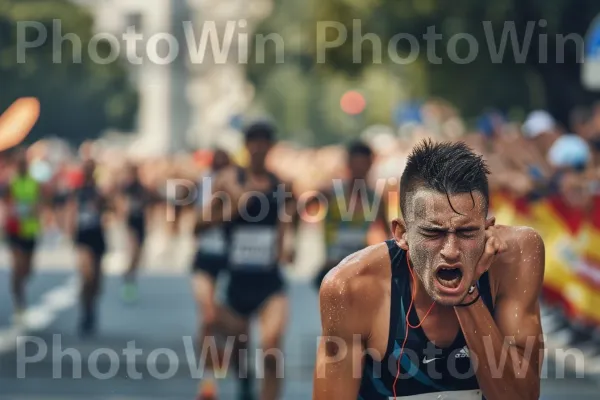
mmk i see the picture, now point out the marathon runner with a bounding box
[67,159,110,336]
[191,148,232,399]
[195,122,296,400]
[3,152,42,324]
[313,140,390,290]
[313,140,544,400]
[50,162,73,242]
[120,162,152,303]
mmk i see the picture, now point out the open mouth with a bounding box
[436,266,463,289]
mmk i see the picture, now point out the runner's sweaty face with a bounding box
[347,153,372,181]
[403,189,488,306]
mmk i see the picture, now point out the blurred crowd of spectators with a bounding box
[2,99,600,238]
[268,100,600,219]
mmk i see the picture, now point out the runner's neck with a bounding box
[246,165,269,177]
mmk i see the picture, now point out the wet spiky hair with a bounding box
[400,139,490,215]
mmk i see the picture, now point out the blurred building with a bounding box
[71,0,273,157]
[71,0,188,155]
[186,0,272,156]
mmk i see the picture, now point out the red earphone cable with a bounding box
[392,252,436,399]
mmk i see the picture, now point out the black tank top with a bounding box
[123,180,147,219]
[75,184,104,231]
[358,240,493,399]
[226,168,282,273]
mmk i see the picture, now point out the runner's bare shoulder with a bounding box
[494,225,543,258]
[319,243,390,332]
[491,225,544,280]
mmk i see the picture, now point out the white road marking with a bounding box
[0,275,79,354]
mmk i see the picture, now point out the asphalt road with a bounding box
[0,269,321,399]
[0,226,599,399]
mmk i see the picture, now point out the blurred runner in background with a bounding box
[67,159,110,337]
[195,122,297,400]
[3,151,41,324]
[313,140,390,289]
[191,148,232,400]
[119,162,154,303]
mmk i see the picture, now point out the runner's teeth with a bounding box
[436,268,462,289]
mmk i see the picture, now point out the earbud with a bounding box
[468,284,476,295]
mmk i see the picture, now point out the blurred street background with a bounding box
[3,0,600,398]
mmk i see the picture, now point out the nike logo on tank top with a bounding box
[358,240,494,400]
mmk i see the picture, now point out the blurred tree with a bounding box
[249,0,600,137]
[313,0,600,127]
[0,0,137,146]
[247,0,416,145]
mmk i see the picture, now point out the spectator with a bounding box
[522,110,561,158]
[547,133,591,174]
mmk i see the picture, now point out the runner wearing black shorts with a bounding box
[68,159,109,336]
[194,123,296,400]
[191,149,231,399]
[313,140,390,289]
[3,153,41,324]
[120,163,152,303]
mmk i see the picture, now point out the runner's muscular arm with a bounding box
[113,184,128,219]
[455,227,544,400]
[313,272,368,399]
[65,194,78,239]
[278,181,297,264]
[304,185,332,209]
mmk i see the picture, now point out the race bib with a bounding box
[78,204,100,229]
[197,227,226,255]
[230,226,277,270]
[388,389,482,399]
